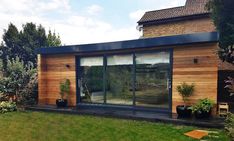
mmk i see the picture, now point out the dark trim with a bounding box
[37,32,219,55]
[138,13,210,26]
[132,53,136,106]
[103,55,107,104]
[75,56,80,104]
[169,49,173,113]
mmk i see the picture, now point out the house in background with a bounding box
[37,0,232,115]
[138,0,214,37]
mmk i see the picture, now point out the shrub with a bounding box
[192,98,214,113]
[59,79,70,100]
[176,82,194,105]
[0,101,16,113]
[0,77,14,98]
[225,113,234,140]
[19,73,38,105]
[0,57,37,105]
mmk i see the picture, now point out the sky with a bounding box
[0,0,186,45]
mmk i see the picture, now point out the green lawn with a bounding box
[0,111,230,141]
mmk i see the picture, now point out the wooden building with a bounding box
[37,0,225,114]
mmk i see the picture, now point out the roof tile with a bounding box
[138,0,210,25]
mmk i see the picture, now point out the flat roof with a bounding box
[37,32,219,55]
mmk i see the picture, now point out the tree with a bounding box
[47,30,61,47]
[18,23,47,66]
[0,22,62,68]
[207,0,234,64]
[0,23,20,71]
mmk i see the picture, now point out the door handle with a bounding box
[167,79,171,89]
[78,79,81,88]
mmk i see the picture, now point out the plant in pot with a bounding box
[56,79,70,108]
[192,98,214,119]
[176,82,195,118]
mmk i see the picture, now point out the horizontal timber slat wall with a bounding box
[172,43,219,114]
[38,54,76,106]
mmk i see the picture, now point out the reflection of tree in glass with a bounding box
[107,65,132,99]
[136,64,168,90]
[81,66,103,101]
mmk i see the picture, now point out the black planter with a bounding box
[194,110,211,119]
[56,99,68,108]
[176,105,192,118]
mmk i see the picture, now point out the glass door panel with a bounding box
[106,54,133,105]
[80,56,104,103]
[135,52,170,108]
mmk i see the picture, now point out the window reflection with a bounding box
[80,57,104,103]
[106,54,133,105]
[79,51,171,109]
[135,52,170,108]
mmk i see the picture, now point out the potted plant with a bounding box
[192,98,214,119]
[176,82,195,118]
[56,79,70,108]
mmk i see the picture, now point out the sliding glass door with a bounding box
[77,50,171,109]
[106,54,133,105]
[79,57,104,103]
[135,52,170,108]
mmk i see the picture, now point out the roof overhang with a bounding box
[37,32,219,55]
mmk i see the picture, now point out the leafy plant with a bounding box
[225,112,234,140]
[192,98,214,113]
[0,57,37,105]
[20,73,38,105]
[59,79,70,100]
[0,77,14,97]
[176,82,194,105]
[0,101,16,113]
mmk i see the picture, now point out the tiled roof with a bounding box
[138,0,210,25]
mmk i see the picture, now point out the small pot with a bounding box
[56,99,68,108]
[176,105,192,118]
[194,110,211,119]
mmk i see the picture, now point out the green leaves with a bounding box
[176,82,195,104]
[192,98,214,113]
[0,101,16,113]
[47,30,61,47]
[0,22,61,105]
[206,0,234,64]
[0,22,62,67]
[0,56,37,104]
[60,79,70,100]
[225,113,234,140]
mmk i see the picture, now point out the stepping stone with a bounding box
[184,130,208,139]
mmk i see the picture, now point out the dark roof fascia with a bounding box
[138,13,210,26]
[37,32,219,55]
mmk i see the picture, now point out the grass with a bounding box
[0,111,230,141]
